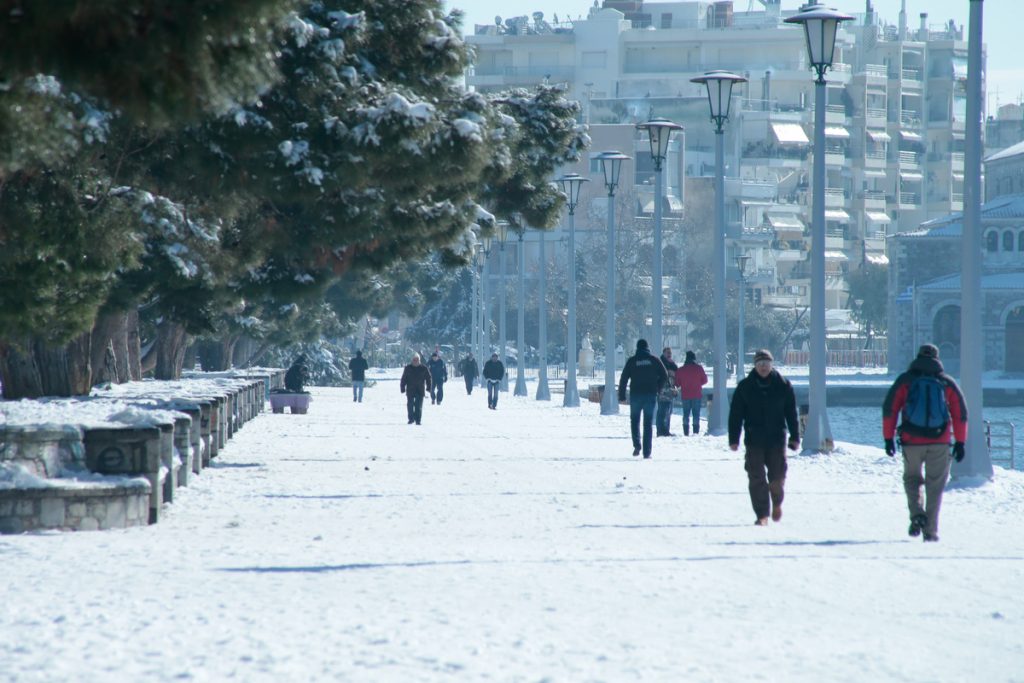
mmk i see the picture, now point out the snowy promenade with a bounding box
[4,375,1024,682]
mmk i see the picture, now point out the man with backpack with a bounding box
[882,343,968,542]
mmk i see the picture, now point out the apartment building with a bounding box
[466,0,978,316]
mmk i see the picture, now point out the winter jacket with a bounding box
[483,358,505,381]
[427,357,448,384]
[618,349,669,400]
[675,361,708,400]
[400,363,432,397]
[728,368,799,449]
[460,357,479,379]
[348,355,368,382]
[882,356,967,445]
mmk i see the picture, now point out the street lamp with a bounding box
[636,117,683,355]
[691,70,747,436]
[535,226,551,401]
[514,228,529,396]
[596,150,631,416]
[558,173,589,407]
[471,241,480,368]
[735,253,751,379]
[786,3,852,453]
[496,221,510,392]
[479,234,493,388]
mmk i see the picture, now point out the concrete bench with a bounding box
[269,391,311,414]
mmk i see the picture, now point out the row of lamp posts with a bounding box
[466,4,851,454]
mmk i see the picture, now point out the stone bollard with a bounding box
[83,426,164,524]
[172,416,192,486]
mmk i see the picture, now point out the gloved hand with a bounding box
[952,441,965,462]
[787,438,799,452]
[884,438,896,457]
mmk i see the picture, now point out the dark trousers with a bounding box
[464,375,474,395]
[487,380,500,408]
[744,444,788,519]
[430,380,444,404]
[406,394,424,424]
[656,399,673,435]
[629,392,657,457]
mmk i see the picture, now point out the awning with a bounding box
[952,172,964,181]
[825,126,850,139]
[767,214,805,230]
[863,169,888,178]
[866,211,891,224]
[771,122,809,145]
[900,170,923,181]
[824,209,850,222]
[867,129,891,142]
[900,130,923,141]
[824,250,849,261]
[866,253,890,265]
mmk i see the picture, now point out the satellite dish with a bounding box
[495,15,502,25]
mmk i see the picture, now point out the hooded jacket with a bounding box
[882,355,968,445]
[618,348,669,400]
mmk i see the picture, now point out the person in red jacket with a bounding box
[674,350,708,436]
[882,343,968,542]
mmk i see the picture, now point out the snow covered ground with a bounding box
[3,371,1024,682]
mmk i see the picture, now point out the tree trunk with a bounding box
[35,332,92,396]
[91,310,126,385]
[194,336,239,371]
[153,321,190,380]
[126,308,142,380]
[0,338,45,399]
[243,340,273,368]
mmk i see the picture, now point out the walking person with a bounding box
[656,347,679,436]
[617,339,669,459]
[348,350,369,402]
[460,352,479,395]
[882,343,967,542]
[675,350,709,436]
[399,353,432,425]
[482,352,505,410]
[728,350,799,526]
[427,351,448,405]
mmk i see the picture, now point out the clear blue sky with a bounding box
[444,0,1022,109]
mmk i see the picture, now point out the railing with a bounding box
[952,193,964,203]
[951,152,965,166]
[899,192,920,205]
[901,68,923,81]
[900,111,921,126]
[824,188,846,199]
[475,65,575,80]
[898,151,919,165]
[865,107,887,119]
[863,190,886,201]
[865,150,887,159]
[985,421,1015,469]
[864,64,887,78]
[826,104,846,114]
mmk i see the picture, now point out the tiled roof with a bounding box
[901,194,1024,238]
[917,271,1024,291]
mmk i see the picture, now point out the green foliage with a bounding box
[847,261,888,342]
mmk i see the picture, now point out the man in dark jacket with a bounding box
[399,353,432,425]
[728,349,799,526]
[618,339,669,458]
[284,354,309,393]
[882,343,967,542]
[460,353,479,395]
[656,347,679,436]
[427,352,448,405]
[482,352,505,409]
[348,350,369,402]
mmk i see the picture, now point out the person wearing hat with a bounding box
[482,352,506,410]
[427,351,448,405]
[728,349,799,526]
[617,339,670,458]
[674,350,709,436]
[882,343,967,542]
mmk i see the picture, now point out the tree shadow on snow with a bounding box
[207,462,263,469]
[578,523,751,529]
[715,539,904,547]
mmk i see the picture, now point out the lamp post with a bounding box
[735,253,751,379]
[479,235,493,388]
[691,70,747,436]
[786,3,852,453]
[558,173,589,407]
[471,242,479,367]
[636,117,683,355]
[536,227,551,401]
[596,151,631,416]
[514,229,529,396]
[496,221,509,392]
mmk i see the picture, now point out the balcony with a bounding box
[825,104,847,124]
[900,111,922,128]
[865,107,887,125]
[901,68,923,85]
[725,177,777,200]
[898,151,920,168]
[472,65,575,86]
[863,150,887,168]
[824,188,847,208]
[951,152,965,171]
[899,192,921,207]
[825,151,847,167]
[856,190,887,210]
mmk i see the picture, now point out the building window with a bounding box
[1004,230,1016,252]
[986,230,999,252]
[1019,230,1024,251]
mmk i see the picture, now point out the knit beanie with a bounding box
[917,344,939,360]
[753,349,773,363]
[685,350,696,363]
[636,339,649,351]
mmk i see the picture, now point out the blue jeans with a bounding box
[681,398,701,432]
[487,380,500,408]
[629,392,658,457]
[352,381,364,402]
[656,399,674,435]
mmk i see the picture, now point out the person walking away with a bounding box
[482,352,505,409]
[656,347,679,436]
[348,350,369,402]
[675,350,709,436]
[460,352,479,395]
[399,353,432,425]
[427,351,448,405]
[618,339,669,459]
[728,349,799,526]
[881,343,967,542]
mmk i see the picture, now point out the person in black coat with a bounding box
[617,339,669,458]
[728,349,799,526]
[399,353,432,425]
[348,350,369,402]
[656,347,679,436]
[460,353,479,395]
[482,352,505,409]
[427,351,448,405]
[284,354,309,393]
